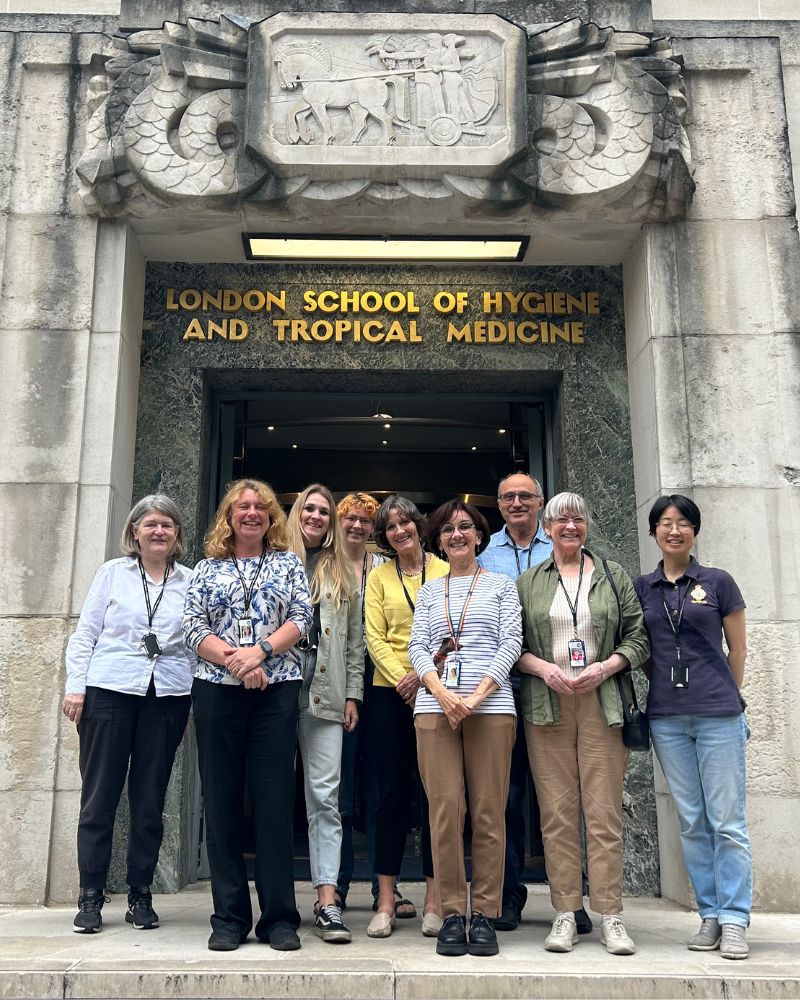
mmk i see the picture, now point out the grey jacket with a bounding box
[305,583,364,722]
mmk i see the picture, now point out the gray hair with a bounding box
[497,471,543,500]
[542,492,591,529]
[374,495,427,554]
[120,494,187,562]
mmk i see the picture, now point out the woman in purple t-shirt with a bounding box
[634,495,752,961]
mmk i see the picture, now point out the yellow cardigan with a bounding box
[365,555,449,688]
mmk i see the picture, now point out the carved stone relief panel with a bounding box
[76,11,693,220]
[247,14,526,181]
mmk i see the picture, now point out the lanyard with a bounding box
[661,580,690,660]
[395,555,426,613]
[556,551,585,639]
[444,568,482,644]
[231,549,267,615]
[511,538,533,576]
[138,559,169,629]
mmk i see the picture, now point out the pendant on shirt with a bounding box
[141,632,163,659]
[237,617,255,646]
[443,652,462,689]
[567,638,587,671]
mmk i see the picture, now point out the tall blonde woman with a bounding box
[516,493,649,956]
[365,496,448,938]
[183,479,312,953]
[288,484,363,944]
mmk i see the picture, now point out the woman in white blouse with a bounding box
[63,495,194,936]
[408,499,522,958]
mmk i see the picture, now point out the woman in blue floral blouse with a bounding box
[183,479,312,953]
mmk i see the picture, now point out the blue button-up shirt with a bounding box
[478,521,552,581]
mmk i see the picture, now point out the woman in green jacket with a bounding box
[516,492,649,957]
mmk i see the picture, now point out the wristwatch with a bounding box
[258,638,274,659]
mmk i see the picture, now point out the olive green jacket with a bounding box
[516,550,649,727]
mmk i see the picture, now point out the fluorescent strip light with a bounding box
[244,235,527,262]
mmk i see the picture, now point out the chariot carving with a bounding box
[76,12,693,220]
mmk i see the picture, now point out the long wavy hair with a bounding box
[288,483,356,608]
[204,479,288,558]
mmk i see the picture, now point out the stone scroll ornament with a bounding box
[77,13,693,220]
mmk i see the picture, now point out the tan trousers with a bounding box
[525,691,629,915]
[416,712,516,918]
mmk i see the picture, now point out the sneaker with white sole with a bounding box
[720,924,749,960]
[125,885,159,930]
[544,911,578,952]
[73,888,109,934]
[314,904,351,944]
[600,915,636,955]
[688,917,721,951]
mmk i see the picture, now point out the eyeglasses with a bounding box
[342,514,373,526]
[498,491,540,504]
[657,519,694,532]
[553,515,586,526]
[440,521,476,536]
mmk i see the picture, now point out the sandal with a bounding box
[394,888,417,920]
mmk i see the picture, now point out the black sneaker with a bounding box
[493,901,522,932]
[73,888,108,934]
[468,912,499,956]
[208,924,247,951]
[436,914,468,956]
[314,904,351,943]
[125,885,159,929]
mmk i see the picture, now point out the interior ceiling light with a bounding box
[244,234,529,262]
[383,422,391,429]
[268,425,275,431]
[498,428,507,434]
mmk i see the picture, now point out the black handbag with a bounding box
[602,560,650,752]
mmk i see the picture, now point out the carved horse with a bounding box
[274,43,399,145]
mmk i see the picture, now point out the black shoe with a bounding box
[493,901,522,932]
[314,904,351,944]
[125,885,159,930]
[468,912,499,956]
[208,924,247,951]
[268,924,301,951]
[436,914,468,956]
[73,888,108,934]
[575,907,593,935]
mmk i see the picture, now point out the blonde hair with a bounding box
[336,491,381,520]
[204,479,288,558]
[288,484,356,609]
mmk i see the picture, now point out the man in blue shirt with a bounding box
[478,473,591,935]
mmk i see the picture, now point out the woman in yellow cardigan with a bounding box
[365,496,448,938]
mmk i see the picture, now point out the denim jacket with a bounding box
[306,582,364,723]
[516,549,649,727]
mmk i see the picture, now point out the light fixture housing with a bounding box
[243,234,529,263]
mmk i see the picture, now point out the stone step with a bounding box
[1,884,798,999]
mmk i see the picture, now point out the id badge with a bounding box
[567,639,587,671]
[237,617,255,646]
[141,632,162,659]
[671,660,689,688]
[443,652,462,689]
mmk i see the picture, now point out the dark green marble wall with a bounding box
[117,261,659,896]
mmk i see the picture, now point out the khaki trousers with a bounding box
[525,691,629,915]
[416,712,516,917]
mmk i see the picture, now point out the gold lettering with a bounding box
[571,322,584,344]
[516,321,539,344]
[586,292,599,315]
[409,320,422,342]
[202,290,223,311]
[207,318,228,339]
[229,319,249,341]
[482,291,503,313]
[273,318,290,342]
[223,289,242,311]
[179,289,202,311]
[447,321,471,342]
[182,318,206,340]
[243,290,265,312]
[166,288,179,311]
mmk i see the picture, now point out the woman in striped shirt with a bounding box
[408,500,522,958]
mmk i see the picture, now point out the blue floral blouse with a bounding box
[183,550,313,685]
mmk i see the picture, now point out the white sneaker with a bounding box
[544,911,578,952]
[600,915,636,955]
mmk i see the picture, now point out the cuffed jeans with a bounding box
[650,713,752,927]
[298,708,344,888]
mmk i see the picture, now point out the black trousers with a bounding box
[369,684,433,878]
[192,677,301,938]
[77,681,190,889]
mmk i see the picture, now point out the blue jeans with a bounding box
[650,714,752,927]
[298,708,344,888]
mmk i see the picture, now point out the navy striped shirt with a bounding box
[409,570,522,715]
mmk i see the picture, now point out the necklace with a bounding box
[399,552,426,577]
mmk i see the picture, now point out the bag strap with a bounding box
[601,558,639,721]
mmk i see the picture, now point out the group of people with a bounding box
[63,473,753,961]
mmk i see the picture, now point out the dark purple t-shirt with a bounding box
[634,559,745,718]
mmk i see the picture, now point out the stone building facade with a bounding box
[0,0,798,913]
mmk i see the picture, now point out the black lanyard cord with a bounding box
[232,548,267,615]
[396,554,426,613]
[662,581,690,659]
[556,551,585,639]
[512,538,533,576]
[138,559,169,629]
